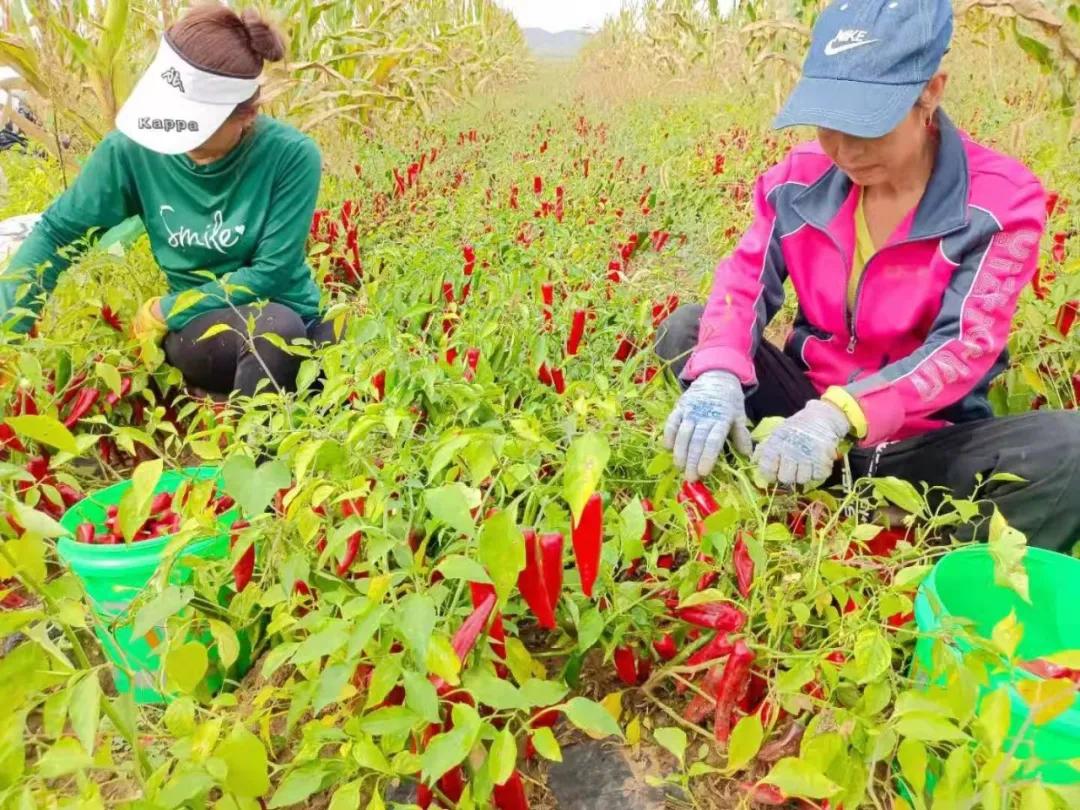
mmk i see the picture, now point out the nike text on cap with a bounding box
[116,36,260,155]
[773,0,953,138]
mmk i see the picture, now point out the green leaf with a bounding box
[222,455,292,517]
[217,726,270,798]
[424,483,481,537]
[976,687,1011,752]
[96,361,122,397]
[165,642,209,694]
[420,706,482,783]
[991,610,1023,659]
[9,501,65,539]
[314,664,353,714]
[653,727,687,764]
[464,670,524,711]
[562,432,610,524]
[4,415,78,455]
[163,697,196,738]
[726,712,763,772]
[403,670,441,724]
[519,678,568,708]
[68,674,100,754]
[208,619,240,670]
[268,764,328,808]
[118,458,163,542]
[564,697,623,739]
[618,498,646,562]
[36,737,92,778]
[853,629,891,684]
[292,626,349,665]
[357,706,419,737]
[398,593,437,667]
[131,585,193,640]
[892,712,968,742]
[477,510,525,603]
[897,738,927,796]
[435,555,491,584]
[489,728,517,786]
[531,726,562,762]
[352,735,392,773]
[989,508,1029,603]
[328,781,363,810]
[763,757,839,800]
[1019,784,1057,810]
[872,477,923,515]
[577,607,604,651]
[1017,677,1076,726]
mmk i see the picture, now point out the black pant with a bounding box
[164,303,338,397]
[656,305,1080,553]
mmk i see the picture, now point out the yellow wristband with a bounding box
[822,386,868,440]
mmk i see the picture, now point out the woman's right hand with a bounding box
[663,370,753,482]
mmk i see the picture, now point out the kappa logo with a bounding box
[138,118,199,133]
[161,67,185,93]
[824,29,879,56]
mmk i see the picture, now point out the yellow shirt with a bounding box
[821,187,876,440]
[849,186,876,311]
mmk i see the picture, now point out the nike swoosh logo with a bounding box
[824,38,879,56]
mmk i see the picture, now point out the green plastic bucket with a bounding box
[56,467,243,704]
[913,545,1080,785]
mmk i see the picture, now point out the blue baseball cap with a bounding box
[773,0,953,138]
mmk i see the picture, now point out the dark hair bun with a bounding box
[240,8,286,63]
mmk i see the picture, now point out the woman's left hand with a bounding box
[132,296,167,345]
[753,399,851,486]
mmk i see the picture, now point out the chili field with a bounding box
[1,30,1079,810]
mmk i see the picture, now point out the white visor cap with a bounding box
[116,36,260,155]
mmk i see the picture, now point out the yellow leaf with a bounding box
[626,716,641,746]
[991,611,1023,659]
[1016,677,1076,725]
[1045,650,1080,669]
[586,691,623,740]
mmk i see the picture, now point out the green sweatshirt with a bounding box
[0,116,323,332]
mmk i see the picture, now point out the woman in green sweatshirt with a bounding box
[0,3,332,397]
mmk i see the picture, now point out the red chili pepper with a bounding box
[14,387,38,416]
[679,480,719,520]
[826,651,847,665]
[371,371,386,402]
[63,388,100,428]
[464,348,480,381]
[572,493,603,598]
[337,532,362,576]
[533,176,543,195]
[537,362,554,387]
[1018,658,1080,686]
[442,281,455,304]
[540,282,554,329]
[56,483,83,509]
[100,305,123,332]
[149,492,173,515]
[713,639,754,742]
[230,520,253,592]
[653,633,678,661]
[26,455,49,482]
[684,661,728,722]
[887,611,915,628]
[566,310,586,356]
[518,530,563,629]
[1056,300,1078,338]
[75,522,95,544]
[1052,232,1066,263]
[438,767,465,804]
[214,495,236,515]
[0,424,26,455]
[1046,191,1060,219]
[1073,373,1080,408]
[550,367,566,394]
[740,783,787,806]
[676,602,747,632]
[451,591,496,663]
[613,334,636,362]
[463,244,476,276]
[105,376,133,408]
[733,533,754,598]
[1032,265,1049,300]
[492,770,529,810]
[470,582,507,670]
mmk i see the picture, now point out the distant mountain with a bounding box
[522,28,592,59]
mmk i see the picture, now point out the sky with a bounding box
[497,0,628,32]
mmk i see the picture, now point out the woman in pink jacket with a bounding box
[657,0,1080,551]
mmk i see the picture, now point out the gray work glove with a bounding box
[663,370,753,482]
[753,399,851,487]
